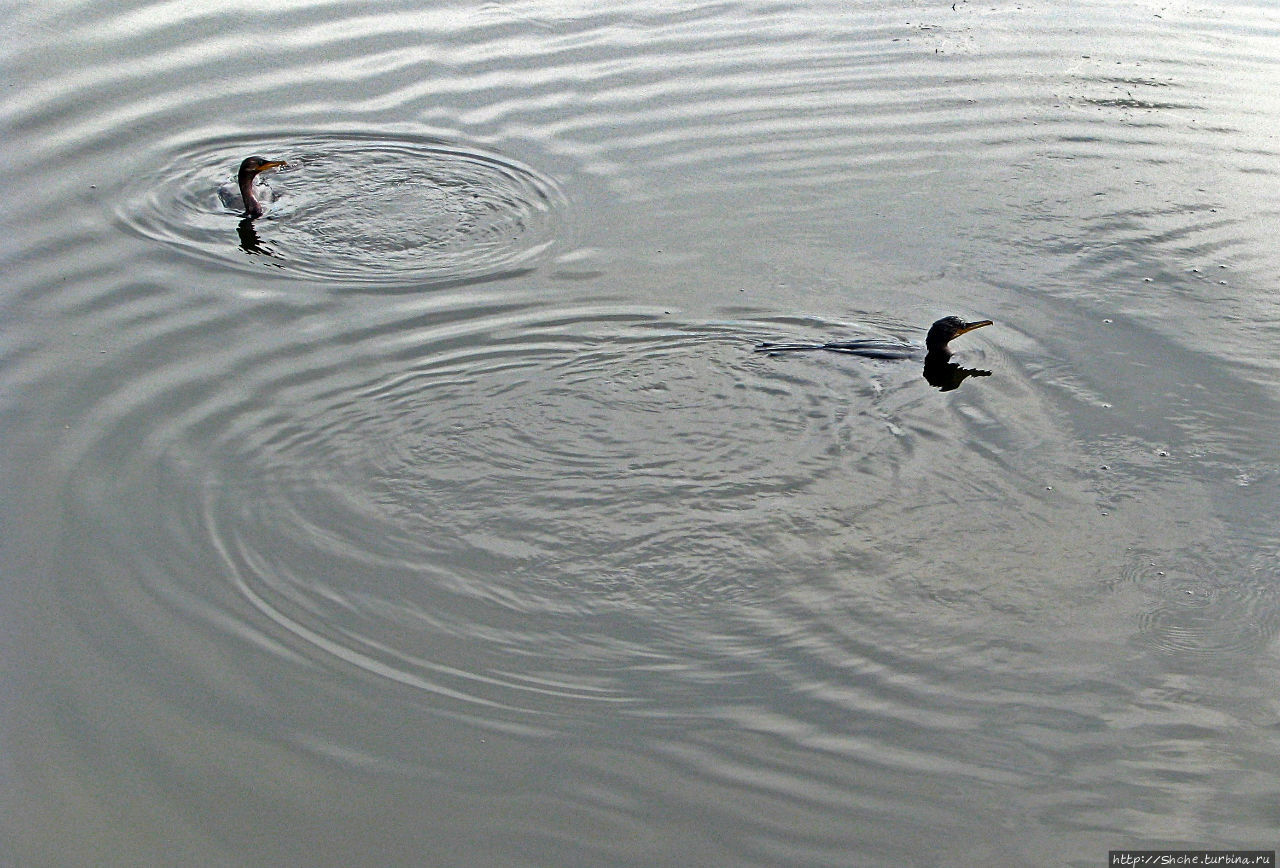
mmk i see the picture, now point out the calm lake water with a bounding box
[4,0,1280,864]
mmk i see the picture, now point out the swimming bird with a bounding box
[758,316,991,356]
[923,316,994,354]
[218,156,287,218]
[757,316,994,391]
[921,317,994,391]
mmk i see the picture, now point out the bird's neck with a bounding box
[238,173,263,217]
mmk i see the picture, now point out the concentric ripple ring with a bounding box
[114,132,567,288]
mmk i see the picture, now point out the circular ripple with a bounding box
[173,310,947,715]
[47,295,1018,727]
[115,132,566,287]
[1132,555,1280,662]
[1137,602,1273,660]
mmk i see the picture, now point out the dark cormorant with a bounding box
[923,316,993,354]
[757,316,994,391]
[218,156,287,218]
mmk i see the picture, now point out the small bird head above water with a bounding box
[236,156,287,218]
[238,156,287,183]
[925,316,993,353]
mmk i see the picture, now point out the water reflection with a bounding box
[235,217,277,257]
[922,349,991,391]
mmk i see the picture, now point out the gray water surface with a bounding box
[4,0,1280,864]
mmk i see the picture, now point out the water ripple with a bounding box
[114,132,567,287]
[185,310,910,711]
[9,0,1280,857]
[43,298,1030,723]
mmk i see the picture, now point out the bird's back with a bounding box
[755,338,916,359]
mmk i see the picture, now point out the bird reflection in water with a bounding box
[235,217,279,258]
[757,316,993,391]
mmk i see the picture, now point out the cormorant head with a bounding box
[237,156,287,185]
[925,316,993,352]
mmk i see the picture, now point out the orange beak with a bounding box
[954,320,993,337]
